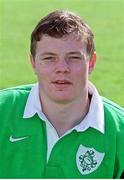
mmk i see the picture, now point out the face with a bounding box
[30,35,96,104]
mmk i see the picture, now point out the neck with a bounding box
[39,90,90,136]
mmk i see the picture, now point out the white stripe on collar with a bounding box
[74,81,104,133]
[23,82,104,134]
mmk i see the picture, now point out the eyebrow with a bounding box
[41,51,83,56]
[41,52,57,56]
[67,51,83,55]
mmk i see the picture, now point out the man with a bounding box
[0,10,124,178]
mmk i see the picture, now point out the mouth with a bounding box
[52,80,72,84]
[52,80,72,88]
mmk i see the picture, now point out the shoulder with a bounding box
[0,84,34,94]
[101,98,124,170]
[0,84,34,106]
[102,97,124,143]
[102,96,124,120]
[102,97,124,137]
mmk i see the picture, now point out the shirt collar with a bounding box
[74,81,104,134]
[23,83,48,121]
[23,82,104,134]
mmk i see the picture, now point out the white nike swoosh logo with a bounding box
[9,135,29,142]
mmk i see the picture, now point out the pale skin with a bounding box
[30,35,96,136]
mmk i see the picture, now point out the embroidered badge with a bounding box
[76,145,105,175]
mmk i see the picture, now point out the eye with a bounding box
[41,56,56,62]
[70,56,81,59]
[68,56,82,61]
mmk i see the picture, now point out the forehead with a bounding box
[36,35,87,54]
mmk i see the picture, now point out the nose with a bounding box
[55,58,70,73]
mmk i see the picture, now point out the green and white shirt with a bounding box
[23,82,104,162]
[0,83,124,178]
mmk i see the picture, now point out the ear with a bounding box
[88,52,96,74]
[30,53,37,74]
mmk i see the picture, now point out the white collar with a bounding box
[74,81,104,133]
[23,82,104,134]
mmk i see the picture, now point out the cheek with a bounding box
[35,64,48,75]
[72,66,88,86]
[73,65,88,77]
[36,67,51,83]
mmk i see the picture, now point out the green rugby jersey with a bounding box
[0,84,124,178]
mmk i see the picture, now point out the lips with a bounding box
[52,80,72,88]
[52,80,72,84]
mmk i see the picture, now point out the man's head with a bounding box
[30,10,96,104]
[30,10,95,59]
